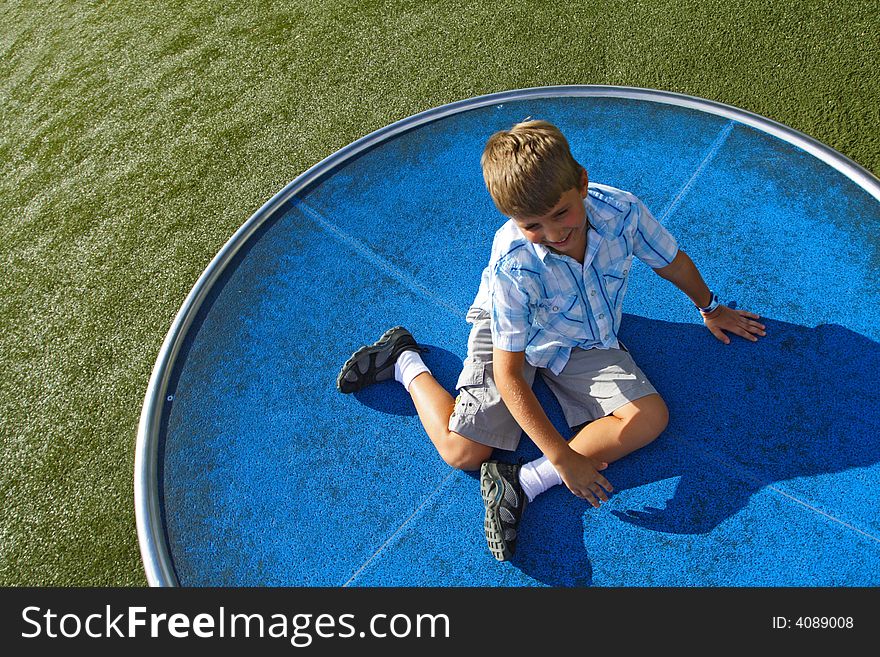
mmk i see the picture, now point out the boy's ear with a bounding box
[580,168,589,197]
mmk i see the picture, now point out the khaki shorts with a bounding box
[448,310,658,451]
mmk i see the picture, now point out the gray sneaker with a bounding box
[480,460,527,561]
[336,326,427,394]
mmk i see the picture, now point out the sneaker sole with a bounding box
[480,462,515,562]
[335,326,408,393]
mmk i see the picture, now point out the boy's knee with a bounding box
[618,394,668,442]
[441,449,483,472]
[439,436,491,471]
[642,395,669,440]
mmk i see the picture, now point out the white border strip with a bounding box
[135,85,880,587]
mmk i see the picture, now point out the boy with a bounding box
[336,120,766,561]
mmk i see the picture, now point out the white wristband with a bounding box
[697,291,720,314]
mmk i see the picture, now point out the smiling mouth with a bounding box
[546,232,571,247]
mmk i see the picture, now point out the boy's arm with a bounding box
[493,346,612,506]
[653,250,766,344]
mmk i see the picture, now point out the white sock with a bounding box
[393,349,430,392]
[519,455,563,502]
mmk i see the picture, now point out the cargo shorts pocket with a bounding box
[452,360,486,419]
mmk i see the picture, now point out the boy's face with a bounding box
[511,169,589,261]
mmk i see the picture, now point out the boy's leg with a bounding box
[407,372,493,471]
[566,393,668,463]
[336,321,531,562]
[518,347,667,502]
[408,361,530,561]
[336,324,497,471]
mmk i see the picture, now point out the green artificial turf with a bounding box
[1,0,877,585]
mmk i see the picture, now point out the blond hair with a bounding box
[480,119,584,218]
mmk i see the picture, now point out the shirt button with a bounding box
[590,290,597,296]
[599,313,605,319]
[623,269,628,275]
[603,334,609,341]
[552,306,559,312]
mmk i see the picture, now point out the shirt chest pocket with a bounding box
[533,294,585,339]
[601,262,630,304]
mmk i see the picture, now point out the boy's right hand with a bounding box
[553,450,613,508]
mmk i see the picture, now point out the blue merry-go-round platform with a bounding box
[135,86,880,587]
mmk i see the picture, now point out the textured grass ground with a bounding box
[1,0,877,585]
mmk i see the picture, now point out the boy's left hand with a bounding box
[702,306,766,344]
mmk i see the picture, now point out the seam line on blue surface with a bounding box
[658,121,735,224]
[341,471,458,587]
[294,200,469,319]
[705,453,880,545]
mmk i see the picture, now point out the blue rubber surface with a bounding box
[157,95,880,586]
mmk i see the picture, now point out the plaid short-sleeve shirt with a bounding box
[470,183,679,375]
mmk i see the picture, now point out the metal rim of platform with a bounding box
[135,84,880,587]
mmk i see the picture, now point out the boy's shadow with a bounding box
[512,313,880,586]
[354,314,880,587]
